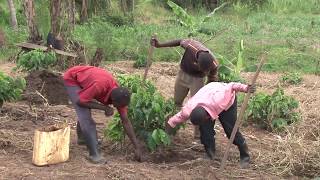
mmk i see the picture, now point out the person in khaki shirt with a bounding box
[151,38,219,138]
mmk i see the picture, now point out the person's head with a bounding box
[190,106,210,125]
[110,87,131,108]
[198,51,214,74]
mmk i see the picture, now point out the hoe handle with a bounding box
[219,54,267,171]
[143,34,156,82]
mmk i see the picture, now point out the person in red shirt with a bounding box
[63,66,142,164]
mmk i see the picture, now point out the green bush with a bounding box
[133,54,147,68]
[280,72,302,85]
[245,87,300,131]
[0,71,26,107]
[16,49,56,72]
[104,74,178,151]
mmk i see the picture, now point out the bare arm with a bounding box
[150,38,182,48]
[77,100,106,110]
[119,112,142,161]
[231,83,256,93]
[77,100,114,116]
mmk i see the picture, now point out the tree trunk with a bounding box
[131,0,135,12]
[80,0,88,23]
[7,0,18,30]
[90,48,104,67]
[120,0,134,14]
[68,0,76,30]
[23,0,42,43]
[50,0,62,37]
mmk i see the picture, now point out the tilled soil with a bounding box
[0,61,319,179]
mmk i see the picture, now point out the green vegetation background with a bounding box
[1,0,320,73]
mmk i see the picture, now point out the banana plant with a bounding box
[167,0,228,36]
[217,39,245,82]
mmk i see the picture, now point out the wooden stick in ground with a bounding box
[143,34,156,82]
[219,54,267,171]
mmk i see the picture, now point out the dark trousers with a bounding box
[64,85,98,149]
[199,98,246,150]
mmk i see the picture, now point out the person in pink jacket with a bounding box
[166,82,255,168]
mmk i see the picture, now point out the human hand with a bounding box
[247,84,256,93]
[104,106,114,117]
[150,37,160,47]
[165,122,175,136]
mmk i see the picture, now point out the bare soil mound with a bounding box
[24,70,69,105]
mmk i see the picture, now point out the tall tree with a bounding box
[7,0,18,30]
[23,0,42,43]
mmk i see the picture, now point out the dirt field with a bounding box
[0,61,319,180]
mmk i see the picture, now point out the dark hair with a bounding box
[190,106,208,125]
[111,87,131,107]
[198,51,214,72]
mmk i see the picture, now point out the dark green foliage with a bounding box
[0,71,26,106]
[105,74,178,151]
[245,87,300,131]
[16,49,56,72]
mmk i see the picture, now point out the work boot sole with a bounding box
[240,156,250,169]
[87,155,107,164]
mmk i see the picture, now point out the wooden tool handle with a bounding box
[219,54,267,171]
[143,34,156,82]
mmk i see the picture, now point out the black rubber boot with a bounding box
[205,146,216,160]
[77,123,86,145]
[204,139,216,160]
[238,142,250,168]
[84,130,106,164]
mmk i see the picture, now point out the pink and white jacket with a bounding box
[168,82,249,128]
